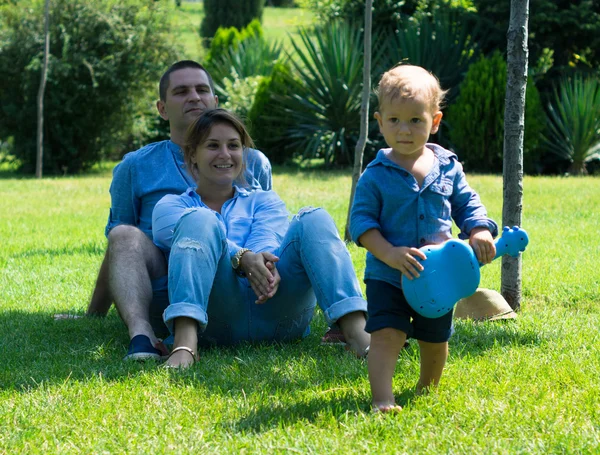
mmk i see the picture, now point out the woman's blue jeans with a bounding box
[164,207,367,345]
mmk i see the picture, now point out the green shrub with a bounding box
[221,73,265,120]
[472,0,600,74]
[208,26,242,63]
[247,61,297,164]
[200,0,264,41]
[207,19,263,65]
[0,0,178,174]
[446,51,545,174]
[543,75,600,175]
[272,22,365,167]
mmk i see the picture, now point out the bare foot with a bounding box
[164,346,196,369]
[372,402,403,413]
[337,312,370,357]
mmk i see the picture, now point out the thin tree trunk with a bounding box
[502,0,529,311]
[36,0,50,179]
[344,0,372,241]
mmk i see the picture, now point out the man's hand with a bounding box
[383,246,427,280]
[240,251,280,303]
[469,227,496,264]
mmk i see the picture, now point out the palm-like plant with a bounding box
[278,22,379,166]
[381,10,481,105]
[544,75,600,175]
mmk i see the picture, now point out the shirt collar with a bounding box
[367,144,457,170]
[184,185,252,199]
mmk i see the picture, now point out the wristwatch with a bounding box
[231,248,251,274]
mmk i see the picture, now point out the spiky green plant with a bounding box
[381,10,480,105]
[544,75,600,175]
[277,22,366,166]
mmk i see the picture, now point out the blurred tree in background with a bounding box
[0,0,179,174]
[200,0,264,44]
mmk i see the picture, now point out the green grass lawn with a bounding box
[1,170,599,453]
[172,1,315,60]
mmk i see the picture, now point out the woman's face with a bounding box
[192,122,243,189]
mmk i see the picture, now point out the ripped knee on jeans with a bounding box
[293,206,321,220]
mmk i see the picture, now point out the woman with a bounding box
[152,109,370,368]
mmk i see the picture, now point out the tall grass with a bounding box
[1,170,599,453]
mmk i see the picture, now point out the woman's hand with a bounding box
[469,227,496,264]
[240,251,280,304]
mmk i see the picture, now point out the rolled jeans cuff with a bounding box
[163,302,208,334]
[322,296,368,326]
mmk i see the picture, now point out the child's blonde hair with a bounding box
[376,64,448,113]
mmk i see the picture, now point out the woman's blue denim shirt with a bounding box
[350,144,498,289]
[105,140,273,240]
[152,186,290,263]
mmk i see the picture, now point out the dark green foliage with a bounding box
[543,75,600,175]
[207,19,279,93]
[306,0,474,34]
[275,22,366,167]
[267,0,296,6]
[472,0,600,81]
[200,0,264,41]
[247,62,296,164]
[378,10,480,106]
[446,51,545,174]
[0,0,178,174]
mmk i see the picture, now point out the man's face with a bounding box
[157,67,218,134]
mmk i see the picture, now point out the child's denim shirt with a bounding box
[350,144,498,289]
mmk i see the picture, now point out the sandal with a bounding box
[163,346,197,369]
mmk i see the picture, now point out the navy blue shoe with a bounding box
[124,335,163,361]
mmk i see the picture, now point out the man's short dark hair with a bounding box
[159,60,215,101]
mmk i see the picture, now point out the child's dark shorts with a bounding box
[365,279,453,343]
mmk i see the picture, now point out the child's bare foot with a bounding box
[372,402,403,413]
[164,346,196,369]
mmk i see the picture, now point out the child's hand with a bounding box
[469,228,496,264]
[384,246,427,280]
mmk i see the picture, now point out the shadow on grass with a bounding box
[0,308,545,429]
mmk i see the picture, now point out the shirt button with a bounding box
[420,238,425,244]
[419,214,424,220]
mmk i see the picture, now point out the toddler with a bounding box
[350,64,498,412]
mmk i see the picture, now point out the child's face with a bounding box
[374,94,442,160]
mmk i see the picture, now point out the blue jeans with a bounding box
[164,207,367,345]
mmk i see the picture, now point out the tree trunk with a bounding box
[502,0,529,311]
[344,0,372,241]
[36,0,50,179]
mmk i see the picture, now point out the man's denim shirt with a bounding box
[105,140,272,240]
[152,187,290,264]
[350,144,498,289]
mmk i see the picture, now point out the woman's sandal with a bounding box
[163,346,197,369]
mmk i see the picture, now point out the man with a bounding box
[86,61,272,359]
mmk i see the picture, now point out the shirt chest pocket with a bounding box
[425,179,453,220]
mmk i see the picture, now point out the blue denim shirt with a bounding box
[105,140,272,239]
[350,144,498,289]
[152,187,290,263]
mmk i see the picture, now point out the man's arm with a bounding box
[86,249,112,316]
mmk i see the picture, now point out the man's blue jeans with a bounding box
[163,207,367,345]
